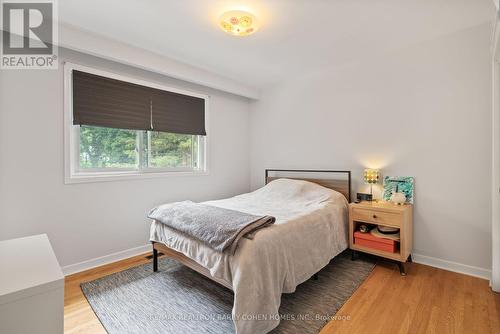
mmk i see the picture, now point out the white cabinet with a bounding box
[0,234,64,334]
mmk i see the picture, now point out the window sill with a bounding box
[64,170,209,184]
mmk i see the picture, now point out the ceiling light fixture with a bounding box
[219,10,258,37]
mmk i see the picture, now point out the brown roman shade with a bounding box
[72,70,206,135]
[151,88,206,136]
[72,70,152,131]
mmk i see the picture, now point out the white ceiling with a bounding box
[59,0,494,88]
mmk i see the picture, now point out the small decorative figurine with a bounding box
[390,191,406,205]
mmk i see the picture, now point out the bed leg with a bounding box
[313,273,318,280]
[153,245,158,272]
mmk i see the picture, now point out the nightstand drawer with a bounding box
[351,208,401,227]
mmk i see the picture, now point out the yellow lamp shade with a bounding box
[364,169,379,184]
[219,10,258,36]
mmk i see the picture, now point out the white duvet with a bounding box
[149,178,349,334]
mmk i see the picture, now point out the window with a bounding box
[65,63,207,183]
[77,126,203,171]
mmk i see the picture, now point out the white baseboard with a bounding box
[412,253,491,281]
[61,245,492,282]
[62,244,151,276]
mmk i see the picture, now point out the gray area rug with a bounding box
[81,250,375,334]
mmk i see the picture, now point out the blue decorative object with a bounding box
[383,176,414,204]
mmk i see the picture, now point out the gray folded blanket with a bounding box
[148,201,275,254]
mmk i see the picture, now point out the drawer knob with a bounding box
[372,214,377,219]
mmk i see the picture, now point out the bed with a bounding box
[149,169,351,334]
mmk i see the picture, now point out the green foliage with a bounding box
[79,126,196,169]
[80,126,136,168]
[149,132,193,168]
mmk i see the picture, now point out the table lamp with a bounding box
[364,169,379,200]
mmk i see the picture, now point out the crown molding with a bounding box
[57,23,260,100]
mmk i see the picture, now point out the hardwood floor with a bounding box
[64,254,500,334]
[320,261,500,334]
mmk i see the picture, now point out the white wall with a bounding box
[250,23,493,274]
[492,0,499,11]
[0,48,251,267]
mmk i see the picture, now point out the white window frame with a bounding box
[64,62,209,184]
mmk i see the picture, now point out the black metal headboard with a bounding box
[265,169,351,202]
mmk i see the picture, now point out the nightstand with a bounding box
[349,201,413,275]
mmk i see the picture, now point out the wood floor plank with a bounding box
[64,254,500,334]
